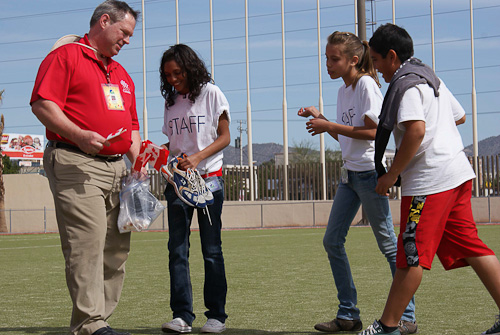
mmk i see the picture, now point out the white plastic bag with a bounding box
[117,172,165,233]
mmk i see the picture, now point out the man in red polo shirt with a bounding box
[30,1,141,335]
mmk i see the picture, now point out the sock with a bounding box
[378,319,398,333]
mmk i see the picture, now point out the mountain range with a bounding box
[223,135,500,166]
[464,135,500,157]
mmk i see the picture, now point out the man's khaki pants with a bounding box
[44,147,130,335]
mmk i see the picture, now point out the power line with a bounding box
[2,3,498,47]
[3,2,500,129]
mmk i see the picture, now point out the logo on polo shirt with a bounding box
[120,80,131,94]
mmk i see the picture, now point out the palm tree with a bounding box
[0,89,7,232]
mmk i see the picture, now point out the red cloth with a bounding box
[200,168,222,178]
[30,35,139,155]
[397,180,494,270]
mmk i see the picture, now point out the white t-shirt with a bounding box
[394,79,475,196]
[336,75,383,171]
[162,83,230,174]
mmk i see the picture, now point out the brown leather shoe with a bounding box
[398,320,418,334]
[314,318,363,332]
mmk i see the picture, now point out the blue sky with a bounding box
[1,0,499,152]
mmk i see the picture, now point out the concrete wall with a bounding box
[2,174,499,234]
[4,174,57,233]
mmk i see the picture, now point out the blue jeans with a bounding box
[323,169,415,322]
[164,177,227,325]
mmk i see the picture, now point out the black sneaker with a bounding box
[358,320,401,335]
[482,315,500,335]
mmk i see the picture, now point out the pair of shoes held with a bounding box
[314,318,362,332]
[160,154,214,208]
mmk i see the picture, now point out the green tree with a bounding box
[290,139,342,164]
[289,139,317,164]
[2,155,19,174]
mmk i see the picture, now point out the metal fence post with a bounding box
[43,206,46,233]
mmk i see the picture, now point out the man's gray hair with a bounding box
[90,0,140,27]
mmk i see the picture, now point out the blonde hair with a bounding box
[327,31,381,89]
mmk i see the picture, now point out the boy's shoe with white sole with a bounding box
[482,314,500,335]
[358,320,401,335]
[161,318,192,333]
[201,319,226,333]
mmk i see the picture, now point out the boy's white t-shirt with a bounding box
[394,79,475,196]
[162,83,230,174]
[336,75,383,171]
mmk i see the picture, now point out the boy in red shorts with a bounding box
[357,23,500,335]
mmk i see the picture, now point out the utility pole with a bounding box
[357,0,369,226]
[237,120,247,167]
[366,0,377,36]
[357,0,366,41]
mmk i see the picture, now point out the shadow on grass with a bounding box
[0,327,323,335]
[0,328,70,335]
[132,328,322,335]
[222,330,320,335]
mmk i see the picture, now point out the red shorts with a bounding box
[396,180,494,270]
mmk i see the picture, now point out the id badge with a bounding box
[341,165,349,184]
[204,176,222,193]
[102,84,125,111]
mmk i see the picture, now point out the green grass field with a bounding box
[1,225,500,335]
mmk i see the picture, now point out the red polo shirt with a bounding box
[31,35,139,155]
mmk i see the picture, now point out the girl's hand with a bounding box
[306,118,330,136]
[298,106,319,118]
[178,153,202,171]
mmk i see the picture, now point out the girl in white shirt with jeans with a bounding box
[298,31,416,334]
[159,44,230,334]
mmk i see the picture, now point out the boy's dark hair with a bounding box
[90,0,139,27]
[159,44,213,108]
[369,23,414,63]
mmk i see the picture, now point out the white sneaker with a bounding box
[195,172,214,205]
[162,156,206,208]
[201,318,226,333]
[161,317,192,333]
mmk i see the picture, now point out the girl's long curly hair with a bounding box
[159,44,213,108]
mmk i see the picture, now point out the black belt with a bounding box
[47,140,123,162]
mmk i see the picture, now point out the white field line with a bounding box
[0,231,325,250]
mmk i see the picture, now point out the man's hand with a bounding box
[73,129,110,155]
[32,99,110,154]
